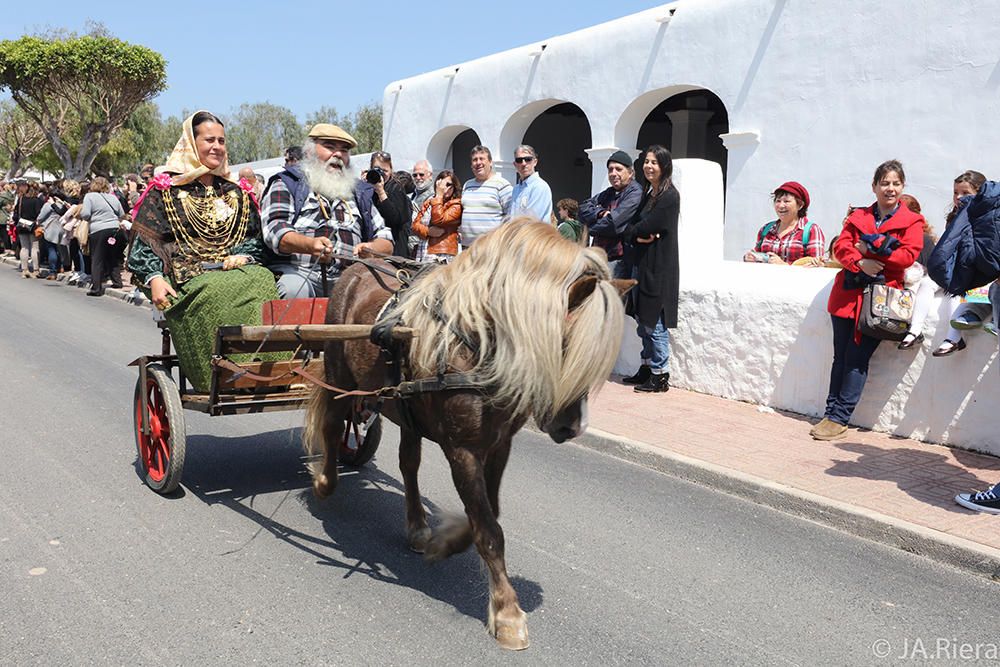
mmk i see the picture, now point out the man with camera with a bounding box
[365,151,412,258]
[260,124,393,298]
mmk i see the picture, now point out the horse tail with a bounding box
[302,384,330,479]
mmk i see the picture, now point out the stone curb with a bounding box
[1,254,150,308]
[560,425,1000,580]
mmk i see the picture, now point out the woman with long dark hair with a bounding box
[622,145,680,393]
[811,160,924,440]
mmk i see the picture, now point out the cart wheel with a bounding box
[340,414,382,467]
[133,363,187,493]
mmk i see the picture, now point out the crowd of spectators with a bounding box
[5,118,1000,512]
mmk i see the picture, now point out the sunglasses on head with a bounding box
[514,156,535,164]
[373,151,391,160]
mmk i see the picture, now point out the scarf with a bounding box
[163,111,234,187]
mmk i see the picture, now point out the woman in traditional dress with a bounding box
[127,110,279,393]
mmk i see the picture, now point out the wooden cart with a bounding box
[128,300,410,494]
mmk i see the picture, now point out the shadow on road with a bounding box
[178,427,544,626]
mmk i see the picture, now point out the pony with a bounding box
[304,219,632,650]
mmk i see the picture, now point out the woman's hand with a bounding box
[858,258,885,277]
[767,253,786,265]
[149,276,177,311]
[744,251,759,262]
[221,255,250,271]
[636,233,659,244]
[854,240,871,255]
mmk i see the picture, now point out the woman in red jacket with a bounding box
[811,160,925,440]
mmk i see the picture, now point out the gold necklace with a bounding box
[162,187,250,262]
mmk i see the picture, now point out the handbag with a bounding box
[858,282,914,341]
[74,219,90,251]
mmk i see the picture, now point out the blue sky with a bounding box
[2,1,669,121]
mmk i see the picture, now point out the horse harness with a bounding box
[213,253,488,421]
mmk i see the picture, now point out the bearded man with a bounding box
[261,124,394,298]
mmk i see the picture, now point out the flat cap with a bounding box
[308,123,358,149]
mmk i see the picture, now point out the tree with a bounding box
[351,102,383,154]
[0,99,48,178]
[0,34,167,179]
[225,102,303,164]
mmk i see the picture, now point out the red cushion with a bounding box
[261,299,329,325]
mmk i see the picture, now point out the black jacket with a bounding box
[624,186,680,329]
[373,176,412,258]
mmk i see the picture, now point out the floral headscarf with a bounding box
[163,110,233,186]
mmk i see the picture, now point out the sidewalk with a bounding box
[580,379,1000,575]
[0,253,147,305]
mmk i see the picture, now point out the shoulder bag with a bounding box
[858,282,914,341]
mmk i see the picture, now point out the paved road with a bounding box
[2,265,999,666]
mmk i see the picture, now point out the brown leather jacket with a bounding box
[412,197,462,256]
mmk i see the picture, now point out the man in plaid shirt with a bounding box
[261,124,393,298]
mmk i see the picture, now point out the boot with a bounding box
[622,364,651,385]
[635,372,669,393]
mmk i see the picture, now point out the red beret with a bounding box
[774,181,810,210]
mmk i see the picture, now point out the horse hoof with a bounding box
[423,512,472,562]
[493,619,529,651]
[313,475,336,499]
[407,526,432,553]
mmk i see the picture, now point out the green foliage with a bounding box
[225,102,303,164]
[0,33,167,178]
[0,98,48,178]
[350,102,383,154]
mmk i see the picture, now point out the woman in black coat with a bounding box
[622,145,680,393]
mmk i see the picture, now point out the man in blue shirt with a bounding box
[510,145,553,222]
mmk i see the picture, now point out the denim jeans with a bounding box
[825,315,881,425]
[636,315,670,373]
[271,263,324,298]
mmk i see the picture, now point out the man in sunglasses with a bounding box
[408,160,435,259]
[510,145,553,223]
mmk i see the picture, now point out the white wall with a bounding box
[382,0,1000,260]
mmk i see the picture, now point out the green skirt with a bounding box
[162,265,284,392]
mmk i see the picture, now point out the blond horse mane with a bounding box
[392,218,624,424]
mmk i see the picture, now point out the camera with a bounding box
[365,166,385,184]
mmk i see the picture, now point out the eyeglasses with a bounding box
[514,156,535,164]
[412,171,430,177]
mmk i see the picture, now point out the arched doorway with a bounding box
[425,125,482,184]
[521,103,592,203]
[448,129,480,184]
[635,90,729,181]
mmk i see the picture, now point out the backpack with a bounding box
[756,219,813,251]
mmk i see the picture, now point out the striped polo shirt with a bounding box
[460,173,513,247]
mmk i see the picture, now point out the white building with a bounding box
[381,0,1000,454]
